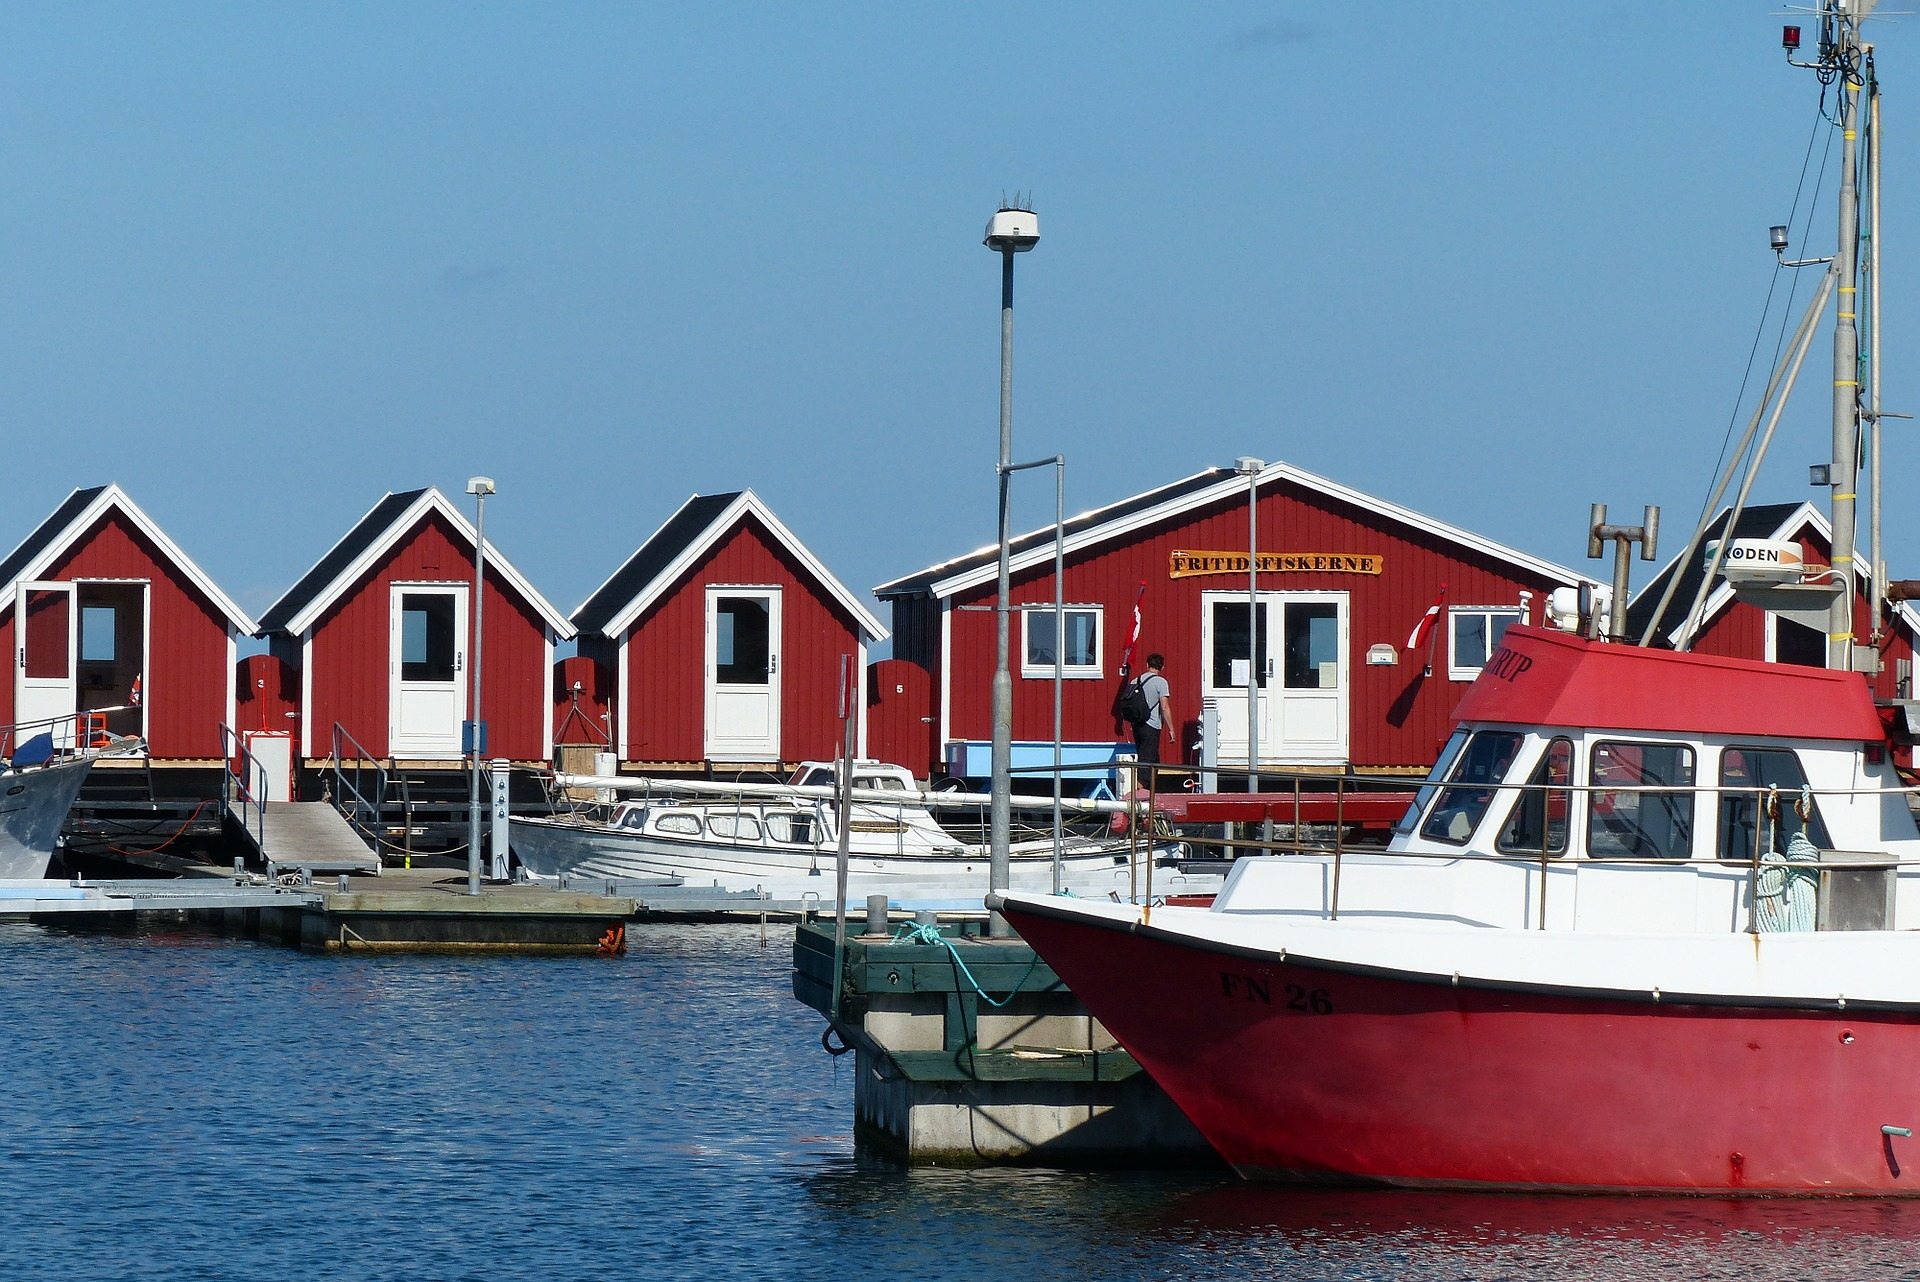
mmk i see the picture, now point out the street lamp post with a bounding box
[465,475,495,896]
[1236,457,1263,791]
[984,203,1039,930]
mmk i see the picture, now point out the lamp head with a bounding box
[466,476,496,497]
[1235,456,1265,476]
[984,207,1039,252]
[1769,224,1790,254]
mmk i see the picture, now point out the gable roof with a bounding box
[874,460,1593,600]
[1626,501,1824,648]
[572,489,887,642]
[257,487,574,639]
[0,484,256,634]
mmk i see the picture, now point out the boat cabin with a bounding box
[1222,626,1920,933]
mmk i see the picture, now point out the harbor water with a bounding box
[6,920,1920,1281]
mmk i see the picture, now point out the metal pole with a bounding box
[990,245,1014,931]
[834,656,855,959]
[1869,56,1885,644]
[1247,465,1259,791]
[1052,455,1064,894]
[1828,14,1864,672]
[467,491,486,896]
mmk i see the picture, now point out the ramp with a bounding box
[231,798,381,876]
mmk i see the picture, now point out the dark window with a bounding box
[715,598,771,685]
[1775,618,1827,669]
[1210,600,1269,688]
[1420,730,1525,845]
[1397,731,1468,834]
[1283,602,1340,690]
[1497,737,1574,855]
[1588,741,1695,860]
[1717,746,1831,861]
[400,593,457,682]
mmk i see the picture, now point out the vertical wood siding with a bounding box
[551,653,614,746]
[0,512,234,758]
[306,511,553,759]
[618,516,861,763]
[932,482,1574,770]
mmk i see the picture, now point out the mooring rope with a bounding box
[888,920,1042,1009]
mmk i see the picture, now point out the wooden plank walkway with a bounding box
[233,799,381,876]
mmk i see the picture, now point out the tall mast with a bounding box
[1827,1,1868,672]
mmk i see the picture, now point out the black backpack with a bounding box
[1114,676,1151,726]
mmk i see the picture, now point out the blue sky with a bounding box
[1,3,1909,639]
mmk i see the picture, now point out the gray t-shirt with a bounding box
[1139,672,1169,729]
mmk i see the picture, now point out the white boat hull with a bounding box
[0,755,96,879]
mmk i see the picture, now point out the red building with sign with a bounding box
[873,461,1594,782]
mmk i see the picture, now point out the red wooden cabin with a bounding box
[256,488,573,766]
[875,461,1595,782]
[0,484,254,759]
[571,490,887,768]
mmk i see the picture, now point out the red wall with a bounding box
[305,511,552,760]
[552,654,614,747]
[0,511,233,758]
[867,656,932,770]
[617,517,864,763]
[905,482,1572,774]
[234,654,299,739]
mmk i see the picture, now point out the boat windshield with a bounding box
[1395,731,1469,835]
[1419,730,1525,845]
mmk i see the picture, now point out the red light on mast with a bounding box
[1783,24,1802,51]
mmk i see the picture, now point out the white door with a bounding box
[1272,593,1349,763]
[705,587,782,761]
[389,584,468,758]
[15,581,77,749]
[1202,590,1277,768]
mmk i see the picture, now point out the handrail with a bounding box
[329,722,391,855]
[218,723,269,855]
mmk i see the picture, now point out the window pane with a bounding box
[715,598,770,684]
[1717,746,1830,861]
[81,606,117,663]
[1026,612,1057,666]
[1283,602,1338,689]
[1497,738,1573,854]
[1210,601,1268,688]
[1064,611,1098,666]
[1420,731,1524,844]
[1589,741,1695,860]
[1398,731,1468,834]
[1775,618,1826,668]
[400,594,456,682]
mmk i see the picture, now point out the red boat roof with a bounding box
[1451,625,1884,743]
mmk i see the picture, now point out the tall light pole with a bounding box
[1236,457,1263,791]
[984,203,1038,928]
[465,475,495,895]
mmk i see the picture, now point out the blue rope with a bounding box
[889,921,1043,1008]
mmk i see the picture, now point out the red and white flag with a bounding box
[1406,585,1448,651]
[1117,580,1147,675]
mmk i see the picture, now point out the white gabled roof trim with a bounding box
[0,484,258,634]
[915,460,1593,599]
[280,488,575,640]
[596,490,887,642]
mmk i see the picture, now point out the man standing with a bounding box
[1133,653,1172,770]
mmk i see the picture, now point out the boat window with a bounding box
[708,814,763,841]
[1717,746,1831,861]
[798,768,834,788]
[1588,741,1695,860]
[621,810,647,830]
[854,774,908,792]
[1495,737,1573,855]
[766,813,817,845]
[1419,731,1524,845]
[1396,731,1469,834]
[654,813,701,835]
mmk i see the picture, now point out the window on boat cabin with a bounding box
[621,810,647,830]
[1716,746,1831,861]
[1587,741,1695,860]
[707,813,763,841]
[1021,606,1102,679]
[1396,731,1469,834]
[794,766,834,788]
[1419,730,1525,845]
[765,812,817,844]
[854,774,908,791]
[1495,737,1573,856]
[1448,607,1524,682]
[654,813,701,835]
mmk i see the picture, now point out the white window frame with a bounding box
[1448,606,1525,682]
[1020,604,1104,680]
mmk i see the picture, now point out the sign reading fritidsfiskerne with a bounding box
[1168,550,1384,579]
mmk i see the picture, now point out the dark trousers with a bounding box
[1131,722,1161,765]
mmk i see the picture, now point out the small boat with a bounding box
[510,760,1202,903]
[0,710,143,880]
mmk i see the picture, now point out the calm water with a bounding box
[5,921,1920,1281]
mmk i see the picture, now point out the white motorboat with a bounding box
[510,760,1208,903]
[0,710,143,879]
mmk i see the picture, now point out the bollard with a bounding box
[914,909,939,931]
[337,874,349,893]
[864,894,889,936]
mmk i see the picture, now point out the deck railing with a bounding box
[218,723,269,855]
[328,722,415,862]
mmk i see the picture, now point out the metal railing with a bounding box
[329,722,414,862]
[218,723,269,855]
